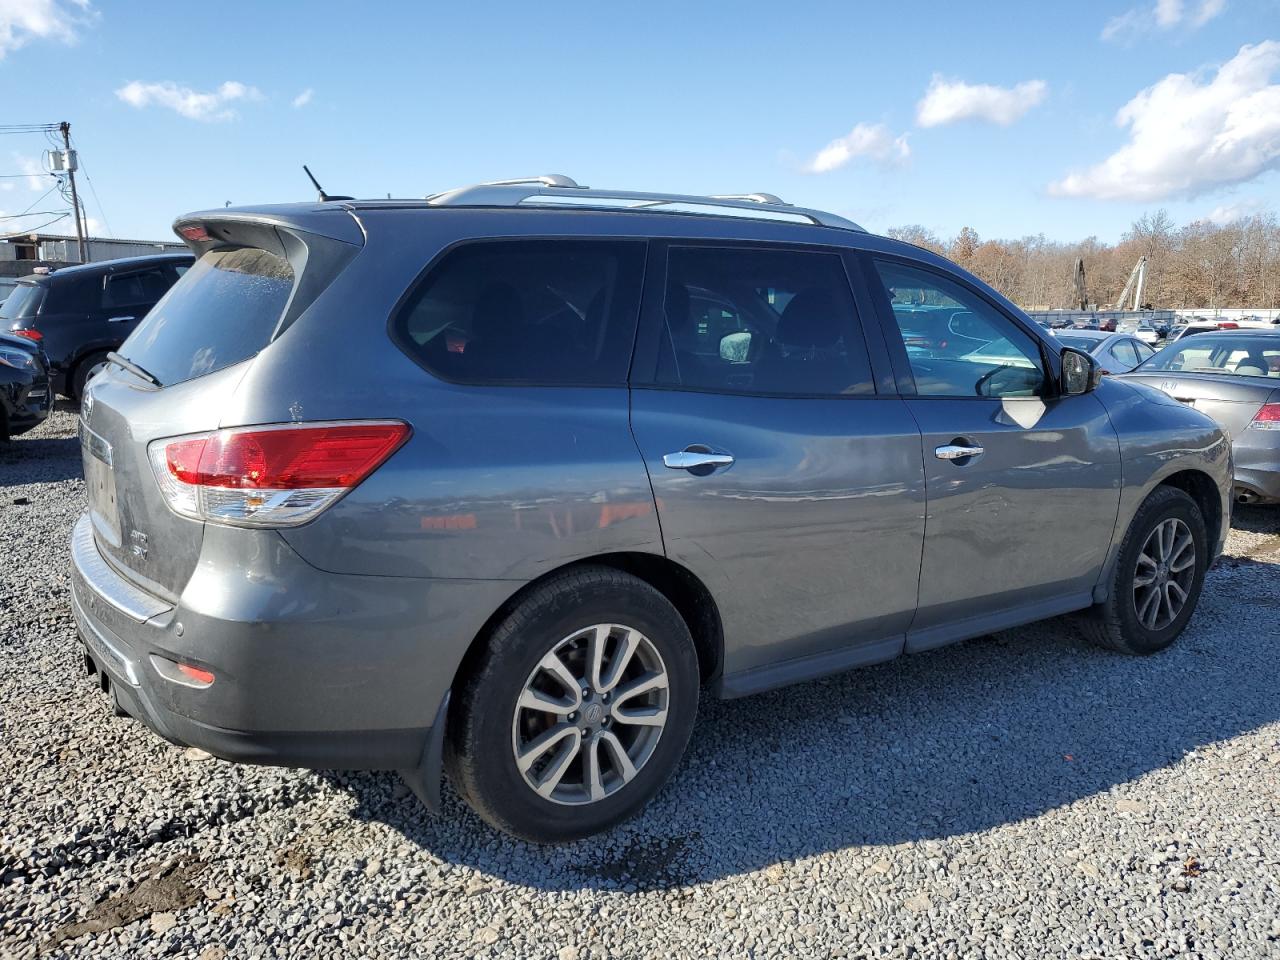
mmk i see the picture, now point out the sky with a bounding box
[1,0,1278,245]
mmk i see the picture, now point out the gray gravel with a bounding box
[2,406,1279,959]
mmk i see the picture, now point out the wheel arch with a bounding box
[1157,468,1222,551]
[451,553,724,700]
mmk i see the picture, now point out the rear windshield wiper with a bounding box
[106,351,163,388]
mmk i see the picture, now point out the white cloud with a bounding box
[115,80,263,122]
[12,154,47,192]
[291,88,313,108]
[1205,198,1265,223]
[804,123,910,173]
[0,0,93,60]
[1049,41,1280,201]
[915,76,1047,127]
[1102,0,1226,42]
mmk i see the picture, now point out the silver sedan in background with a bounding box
[1122,329,1280,505]
[1053,329,1158,374]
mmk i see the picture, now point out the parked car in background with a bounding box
[1052,329,1157,374]
[0,331,52,440]
[1168,322,1230,344]
[1,253,193,399]
[71,178,1231,843]
[1134,323,1161,346]
[1123,329,1280,505]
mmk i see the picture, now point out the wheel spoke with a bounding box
[613,704,668,728]
[1136,585,1160,628]
[518,687,578,717]
[516,724,578,775]
[533,735,582,799]
[1166,579,1187,607]
[600,627,642,693]
[586,624,610,692]
[537,651,583,702]
[599,730,638,784]
[611,670,667,707]
[1133,569,1157,588]
[1161,520,1176,561]
[1170,535,1195,572]
[582,736,605,801]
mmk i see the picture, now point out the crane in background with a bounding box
[1072,257,1088,310]
[1114,255,1149,311]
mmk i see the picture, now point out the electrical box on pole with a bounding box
[46,149,78,173]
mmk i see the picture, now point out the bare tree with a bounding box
[885,209,1280,309]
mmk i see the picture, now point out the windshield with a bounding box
[0,283,45,320]
[1140,335,1280,377]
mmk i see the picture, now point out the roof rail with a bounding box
[424,175,864,231]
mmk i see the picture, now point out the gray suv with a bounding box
[71,177,1232,842]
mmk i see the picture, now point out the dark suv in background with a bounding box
[2,252,193,398]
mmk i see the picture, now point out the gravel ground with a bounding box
[2,406,1279,960]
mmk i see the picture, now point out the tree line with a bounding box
[886,210,1280,310]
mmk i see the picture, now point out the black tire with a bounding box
[72,351,111,400]
[1080,485,1207,655]
[446,566,700,843]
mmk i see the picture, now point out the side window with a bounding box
[1134,341,1155,362]
[656,246,874,397]
[872,259,1046,398]
[392,240,645,385]
[103,268,170,309]
[1111,340,1140,368]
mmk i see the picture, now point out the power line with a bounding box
[69,135,113,238]
[0,210,68,220]
[0,213,69,239]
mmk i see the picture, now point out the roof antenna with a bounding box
[303,165,353,202]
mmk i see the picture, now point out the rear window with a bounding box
[1143,335,1280,377]
[121,247,295,386]
[391,240,645,385]
[0,283,45,321]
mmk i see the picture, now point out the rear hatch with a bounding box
[1122,371,1276,438]
[79,210,361,598]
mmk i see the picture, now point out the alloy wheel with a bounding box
[1133,517,1195,631]
[511,623,669,806]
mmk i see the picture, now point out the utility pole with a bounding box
[58,121,88,263]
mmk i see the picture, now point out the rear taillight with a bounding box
[147,421,410,527]
[10,328,42,342]
[1248,403,1280,431]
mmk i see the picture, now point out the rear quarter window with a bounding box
[121,247,295,386]
[0,283,46,320]
[391,240,645,386]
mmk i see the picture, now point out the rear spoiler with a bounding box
[171,210,364,337]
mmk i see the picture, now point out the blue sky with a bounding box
[2,0,1278,244]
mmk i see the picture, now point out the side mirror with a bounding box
[1060,347,1100,395]
[720,331,751,362]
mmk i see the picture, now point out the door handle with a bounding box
[935,443,984,461]
[663,450,735,471]
[106,315,136,323]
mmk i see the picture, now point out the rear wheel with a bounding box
[446,566,699,843]
[72,351,111,400]
[1081,485,1207,655]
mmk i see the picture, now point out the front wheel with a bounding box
[446,566,700,843]
[1081,485,1208,655]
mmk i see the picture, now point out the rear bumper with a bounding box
[1232,431,1280,503]
[69,513,515,771]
